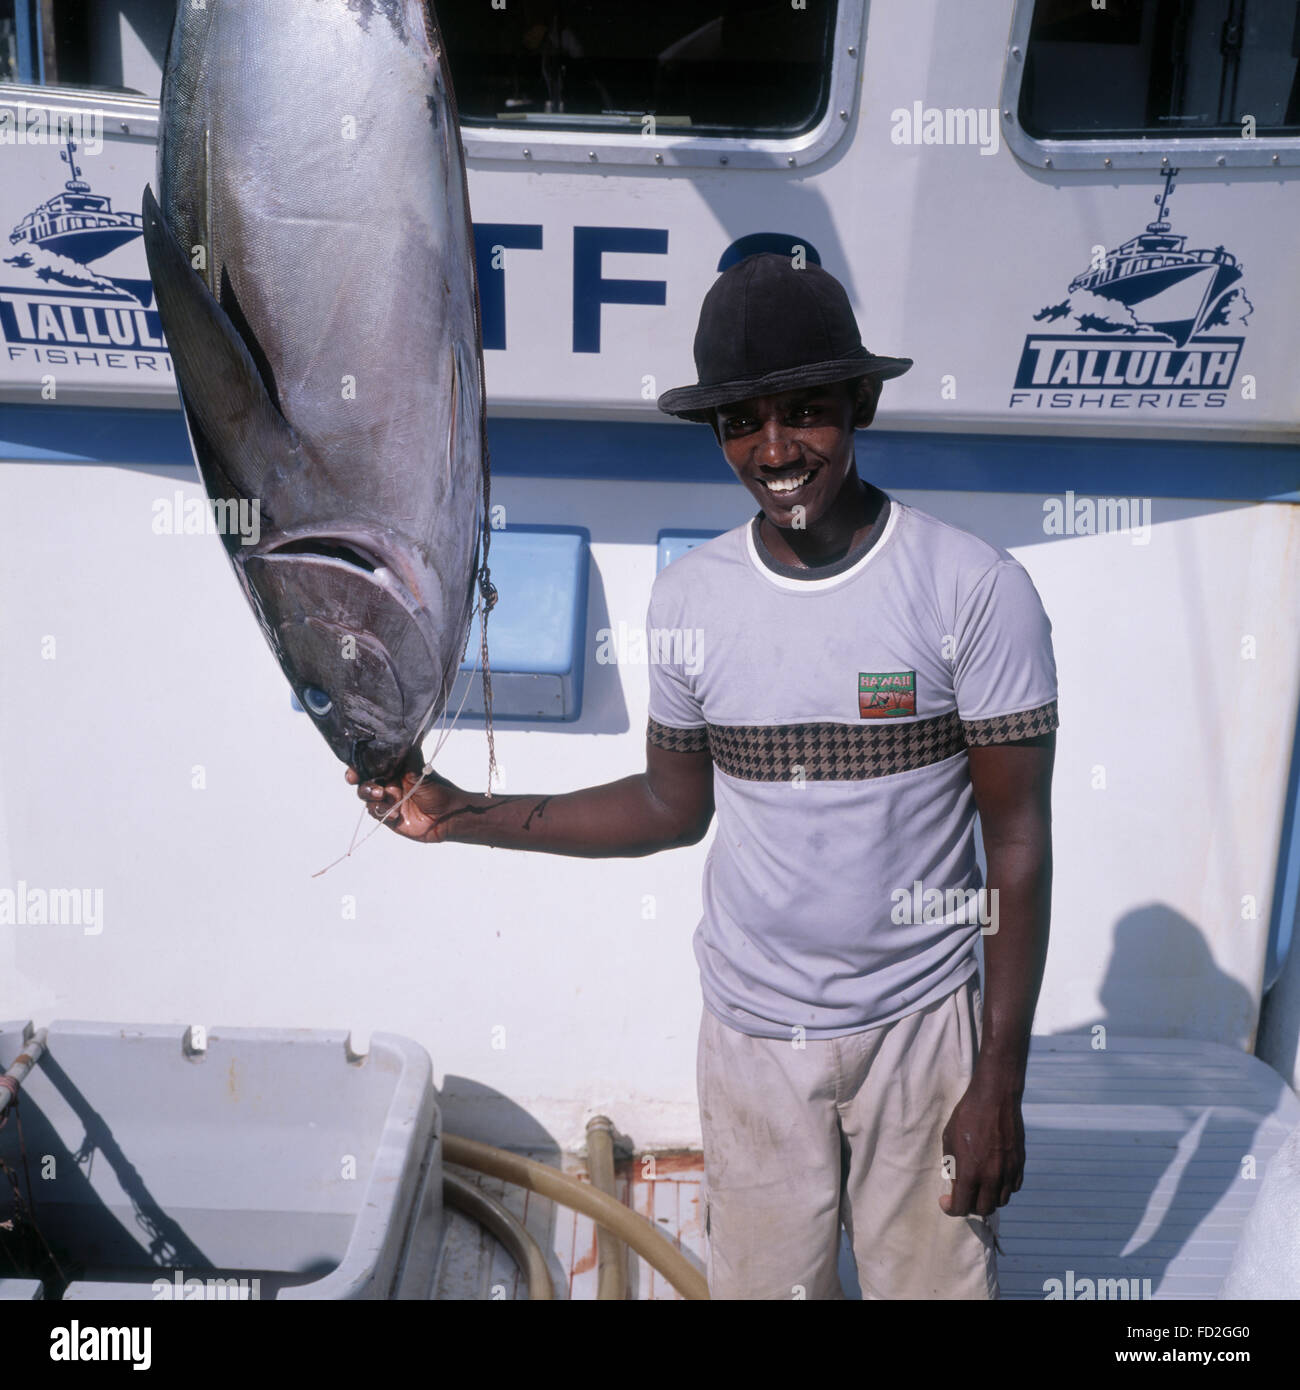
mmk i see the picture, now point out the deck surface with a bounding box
[432,1035,1300,1300]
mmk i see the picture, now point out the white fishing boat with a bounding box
[0,0,1297,1320]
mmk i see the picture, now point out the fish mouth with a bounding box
[348,734,421,785]
[350,736,392,784]
[252,530,421,613]
[269,536,385,574]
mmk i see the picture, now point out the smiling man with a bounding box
[351,252,1058,1301]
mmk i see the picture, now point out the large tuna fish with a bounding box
[143,0,492,784]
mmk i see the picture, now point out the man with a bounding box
[350,253,1057,1300]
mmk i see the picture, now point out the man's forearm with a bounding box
[435,773,700,858]
[973,843,1052,1088]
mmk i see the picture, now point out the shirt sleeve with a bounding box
[952,558,1060,746]
[645,575,709,753]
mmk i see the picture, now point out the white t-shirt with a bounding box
[647,487,1059,1040]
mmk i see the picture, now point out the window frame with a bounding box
[0,83,159,139]
[458,0,866,170]
[1,0,165,115]
[4,0,43,86]
[1000,0,1300,171]
[3,1,867,172]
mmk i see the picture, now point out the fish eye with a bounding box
[303,686,333,716]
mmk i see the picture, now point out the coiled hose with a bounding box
[442,1169,554,1299]
[443,1132,709,1301]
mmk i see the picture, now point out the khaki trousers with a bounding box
[697,975,998,1300]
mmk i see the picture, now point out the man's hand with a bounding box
[345,749,469,843]
[939,1072,1025,1218]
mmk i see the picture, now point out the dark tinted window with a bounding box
[439,0,837,137]
[4,2,840,138]
[1020,0,1300,138]
[0,1,172,94]
[1,0,30,83]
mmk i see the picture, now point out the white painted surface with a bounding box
[1,460,1295,1148]
[1220,1117,1300,1299]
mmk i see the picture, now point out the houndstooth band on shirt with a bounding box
[648,700,1057,780]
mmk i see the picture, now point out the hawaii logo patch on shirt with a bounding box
[858,670,916,719]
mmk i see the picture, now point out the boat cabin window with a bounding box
[439,0,838,138]
[0,0,171,96]
[4,1,853,165]
[0,3,14,82]
[1019,0,1300,140]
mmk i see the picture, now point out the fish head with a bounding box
[240,536,453,784]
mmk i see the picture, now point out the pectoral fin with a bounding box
[142,184,303,531]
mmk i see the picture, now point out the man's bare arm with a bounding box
[940,731,1054,1218]
[348,740,715,858]
[970,732,1055,1085]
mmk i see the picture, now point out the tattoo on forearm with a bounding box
[430,793,553,833]
[431,795,522,828]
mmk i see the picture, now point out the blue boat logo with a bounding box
[3,136,154,306]
[1040,169,1251,348]
[1012,171,1251,411]
[1,136,168,369]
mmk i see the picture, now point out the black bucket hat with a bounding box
[657,253,912,423]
